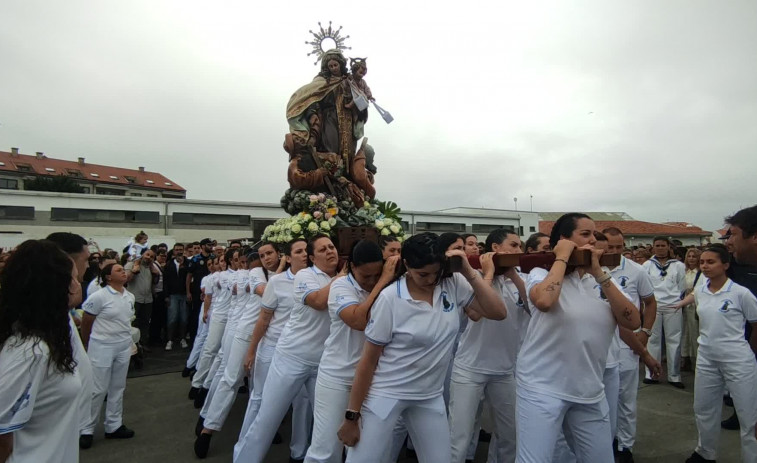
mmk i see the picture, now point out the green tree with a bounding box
[25,175,85,193]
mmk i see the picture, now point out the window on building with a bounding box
[252,219,277,238]
[472,224,515,234]
[414,221,466,232]
[80,185,91,193]
[45,167,55,172]
[15,164,32,173]
[95,187,126,196]
[0,206,34,220]
[129,193,143,197]
[146,194,158,197]
[109,175,119,180]
[0,178,19,190]
[529,226,536,232]
[67,169,83,178]
[51,208,159,223]
[162,193,185,199]
[173,212,251,226]
[124,176,136,184]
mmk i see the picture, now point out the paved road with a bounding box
[80,350,741,463]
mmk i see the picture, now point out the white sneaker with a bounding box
[180,339,188,349]
[165,341,173,351]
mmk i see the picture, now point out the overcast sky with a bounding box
[1,1,755,231]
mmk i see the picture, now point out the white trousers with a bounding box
[694,354,757,462]
[187,306,210,369]
[84,338,132,434]
[616,349,639,451]
[234,351,315,463]
[646,307,682,382]
[200,319,239,415]
[346,394,451,463]
[515,386,612,463]
[192,316,227,388]
[204,335,250,431]
[551,365,618,463]
[448,367,516,463]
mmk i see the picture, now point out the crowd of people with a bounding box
[1,205,757,463]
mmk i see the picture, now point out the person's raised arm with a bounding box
[453,251,506,320]
[529,240,575,312]
[339,257,399,331]
[588,250,641,330]
[304,268,346,311]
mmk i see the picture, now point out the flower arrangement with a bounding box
[265,192,406,244]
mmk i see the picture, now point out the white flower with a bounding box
[328,218,336,227]
[375,219,385,229]
[303,214,313,222]
[291,223,302,234]
[383,218,393,227]
[320,221,331,231]
[307,222,319,233]
[380,227,391,236]
[389,224,401,234]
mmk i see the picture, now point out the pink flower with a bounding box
[309,195,318,202]
[318,193,326,201]
[313,211,323,219]
[325,213,332,220]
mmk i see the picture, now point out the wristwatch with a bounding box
[345,410,361,422]
[640,328,652,337]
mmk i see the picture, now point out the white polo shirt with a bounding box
[518,267,619,404]
[275,265,333,366]
[82,285,135,344]
[365,273,475,400]
[235,267,268,340]
[695,278,757,363]
[318,274,372,387]
[259,269,296,347]
[643,257,686,308]
[454,274,521,375]
[210,270,234,322]
[0,336,81,463]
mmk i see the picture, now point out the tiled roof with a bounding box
[539,212,635,221]
[0,150,185,192]
[539,220,711,237]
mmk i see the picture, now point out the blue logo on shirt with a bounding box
[441,291,455,312]
[618,276,629,288]
[594,284,608,301]
[719,299,733,313]
[336,294,346,303]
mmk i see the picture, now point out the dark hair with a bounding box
[173,242,184,249]
[549,213,592,248]
[258,241,277,253]
[348,240,383,273]
[46,232,88,255]
[135,231,148,241]
[284,239,306,256]
[437,233,462,253]
[525,232,549,252]
[602,227,624,237]
[100,263,117,287]
[652,236,670,245]
[224,248,239,265]
[378,235,399,250]
[702,243,730,264]
[318,51,348,79]
[402,232,443,269]
[485,228,517,252]
[0,240,76,374]
[191,241,200,247]
[725,205,757,238]
[306,235,332,261]
[593,231,608,242]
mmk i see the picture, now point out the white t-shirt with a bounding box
[235,267,268,341]
[82,286,135,344]
[454,274,522,375]
[365,273,475,400]
[517,267,619,404]
[319,274,372,386]
[643,257,686,308]
[275,265,333,366]
[695,278,757,363]
[259,269,297,347]
[69,315,92,432]
[209,270,234,322]
[0,336,80,463]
